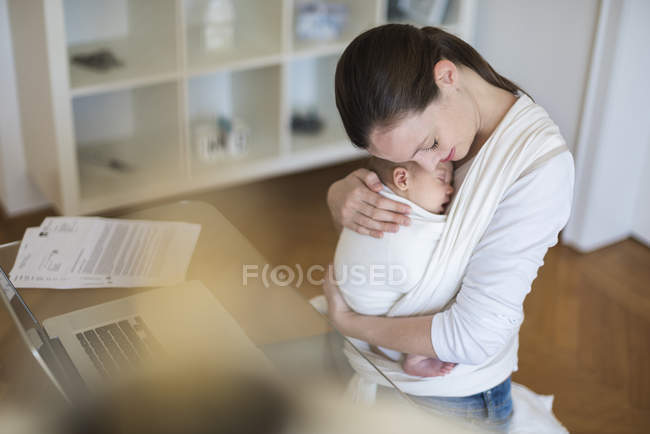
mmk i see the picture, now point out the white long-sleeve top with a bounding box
[430,150,575,366]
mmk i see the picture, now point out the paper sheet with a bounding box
[9,217,201,289]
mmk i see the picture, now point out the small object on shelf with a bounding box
[194,116,249,163]
[388,0,450,26]
[291,110,325,134]
[203,0,235,52]
[107,158,132,173]
[228,118,250,157]
[295,1,349,42]
[71,49,123,72]
[78,147,135,173]
[387,0,409,20]
[194,119,223,163]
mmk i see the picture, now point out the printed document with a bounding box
[9,217,201,289]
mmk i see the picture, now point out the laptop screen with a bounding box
[0,265,49,351]
[0,265,70,403]
[0,267,47,351]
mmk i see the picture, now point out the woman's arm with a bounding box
[323,270,440,358]
[325,153,575,364]
[431,152,574,365]
[327,168,412,238]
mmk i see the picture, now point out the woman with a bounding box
[323,24,574,429]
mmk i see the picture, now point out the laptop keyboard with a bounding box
[75,316,164,378]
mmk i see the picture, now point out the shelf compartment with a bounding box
[186,65,282,174]
[72,82,184,205]
[63,0,178,95]
[291,0,378,54]
[183,0,283,73]
[288,54,349,153]
[385,0,464,37]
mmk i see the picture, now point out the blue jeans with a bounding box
[409,376,514,431]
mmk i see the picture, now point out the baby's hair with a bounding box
[367,156,419,187]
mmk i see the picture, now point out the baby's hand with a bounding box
[403,354,457,378]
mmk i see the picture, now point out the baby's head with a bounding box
[368,157,454,214]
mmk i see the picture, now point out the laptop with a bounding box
[0,265,272,403]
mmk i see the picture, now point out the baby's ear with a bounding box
[392,167,409,191]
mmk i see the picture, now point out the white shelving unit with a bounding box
[9,0,476,215]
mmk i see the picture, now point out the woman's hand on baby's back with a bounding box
[327,168,411,238]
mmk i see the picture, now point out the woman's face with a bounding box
[368,87,478,173]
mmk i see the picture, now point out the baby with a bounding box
[333,156,456,377]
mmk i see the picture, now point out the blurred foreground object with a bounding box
[50,366,478,434]
[56,367,290,434]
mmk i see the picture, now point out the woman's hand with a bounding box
[327,168,411,238]
[323,265,353,331]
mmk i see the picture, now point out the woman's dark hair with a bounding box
[334,24,524,149]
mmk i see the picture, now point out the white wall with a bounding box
[633,140,650,245]
[474,0,599,152]
[0,0,48,216]
[563,0,650,251]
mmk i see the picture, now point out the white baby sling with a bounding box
[314,95,569,402]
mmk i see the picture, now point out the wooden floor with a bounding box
[1,159,649,433]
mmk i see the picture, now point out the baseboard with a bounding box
[562,232,630,253]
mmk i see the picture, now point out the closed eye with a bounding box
[423,139,439,152]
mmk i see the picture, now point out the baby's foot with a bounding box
[403,354,456,377]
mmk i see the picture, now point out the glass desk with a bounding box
[0,201,394,407]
